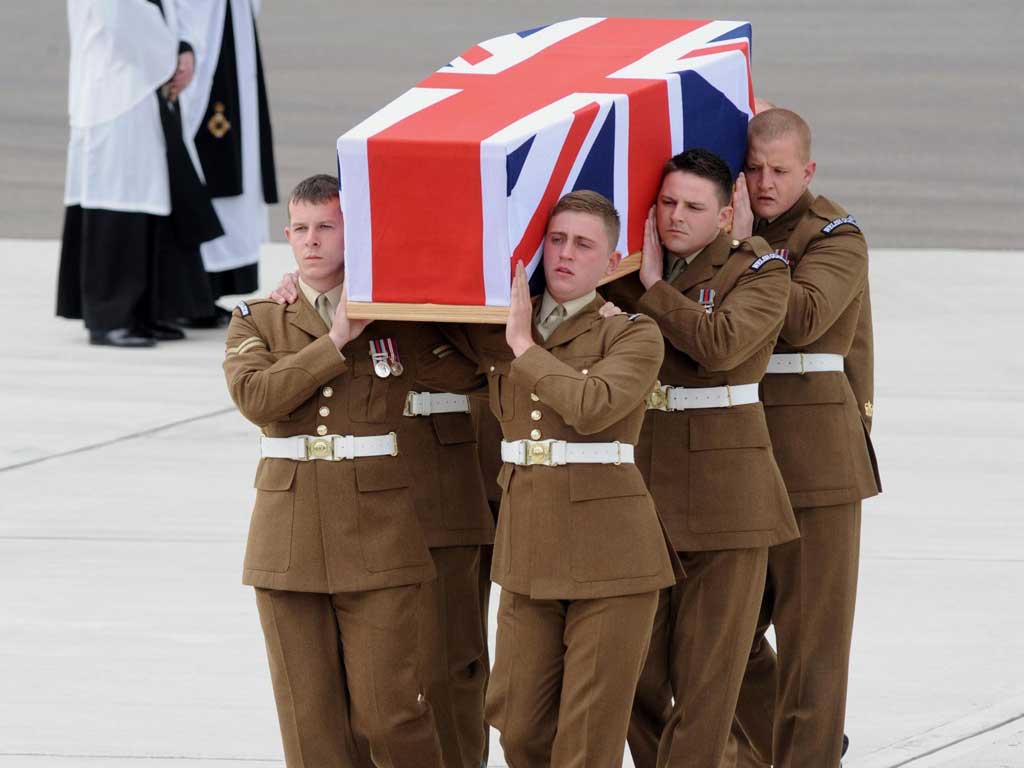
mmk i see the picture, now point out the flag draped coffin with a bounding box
[338,17,754,318]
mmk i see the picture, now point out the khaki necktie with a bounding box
[537,304,567,341]
[666,254,688,284]
[315,294,333,329]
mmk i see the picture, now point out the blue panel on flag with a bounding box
[677,71,748,178]
[571,104,616,203]
[517,24,551,38]
[710,23,752,55]
[506,136,536,196]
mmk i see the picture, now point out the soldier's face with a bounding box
[744,134,816,220]
[656,171,731,257]
[543,211,621,302]
[285,199,346,286]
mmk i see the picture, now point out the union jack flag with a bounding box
[338,17,755,309]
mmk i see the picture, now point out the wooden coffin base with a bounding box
[346,253,640,323]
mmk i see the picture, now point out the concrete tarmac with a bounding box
[0,2,1020,249]
[2,241,1023,766]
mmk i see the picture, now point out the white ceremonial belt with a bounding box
[260,433,398,462]
[647,382,759,411]
[500,439,634,467]
[403,391,471,417]
[765,353,844,375]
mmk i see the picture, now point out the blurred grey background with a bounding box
[1,1,1020,248]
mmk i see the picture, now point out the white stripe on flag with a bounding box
[337,135,373,302]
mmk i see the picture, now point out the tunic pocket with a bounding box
[349,357,389,423]
[487,362,516,422]
[432,413,490,529]
[761,373,854,493]
[245,459,297,573]
[687,409,777,534]
[354,457,431,572]
[568,465,663,582]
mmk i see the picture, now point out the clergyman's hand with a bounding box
[505,261,535,358]
[167,51,195,101]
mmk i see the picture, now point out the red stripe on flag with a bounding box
[625,82,672,254]
[511,102,600,268]
[460,44,493,66]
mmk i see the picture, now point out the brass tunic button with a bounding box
[489,365,496,373]
[530,428,542,440]
[731,239,740,248]
[316,425,328,436]
[322,386,333,398]
[319,406,330,417]
[581,368,589,375]
[530,409,542,421]
[530,393,540,402]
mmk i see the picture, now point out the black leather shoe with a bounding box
[89,328,157,348]
[138,321,186,341]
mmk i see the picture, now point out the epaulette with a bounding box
[750,249,790,271]
[810,195,860,234]
[232,298,277,317]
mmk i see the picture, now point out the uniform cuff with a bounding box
[290,334,348,383]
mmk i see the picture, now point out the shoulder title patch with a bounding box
[235,300,251,317]
[822,215,859,234]
[750,249,790,271]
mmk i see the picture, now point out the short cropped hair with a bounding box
[288,174,340,214]
[748,108,812,163]
[549,190,621,249]
[659,148,733,207]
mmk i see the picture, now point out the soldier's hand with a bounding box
[505,261,535,357]
[269,271,300,304]
[731,173,754,240]
[639,206,664,291]
[328,281,372,350]
[599,301,624,318]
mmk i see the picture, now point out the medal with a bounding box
[385,338,403,377]
[369,340,392,378]
[698,288,716,315]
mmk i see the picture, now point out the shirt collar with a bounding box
[298,278,344,310]
[537,289,597,324]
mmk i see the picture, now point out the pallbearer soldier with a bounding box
[724,108,881,768]
[600,148,798,768]
[224,175,492,768]
[454,191,680,767]
[266,178,495,768]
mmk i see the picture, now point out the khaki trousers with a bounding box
[419,545,489,768]
[486,588,659,768]
[726,503,862,768]
[628,547,769,768]
[255,585,443,768]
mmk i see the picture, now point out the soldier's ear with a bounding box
[605,250,622,275]
[718,205,733,230]
[803,160,817,187]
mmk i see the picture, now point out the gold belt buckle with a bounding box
[645,381,669,411]
[306,436,333,461]
[524,439,552,466]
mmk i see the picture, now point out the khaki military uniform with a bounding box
[224,292,492,768]
[602,230,798,768]
[728,191,881,768]
[456,295,679,767]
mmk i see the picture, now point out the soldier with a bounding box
[600,148,799,768]
[224,175,491,768]
[454,190,680,767]
[267,180,495,768]
[726,108,881,768]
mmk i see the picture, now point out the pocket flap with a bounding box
[762,373,846,406]
[689,410,770,451]
[253,458,298,490]
[355,456,411,492]
[431,412,476,445]
[569,465,649,501]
